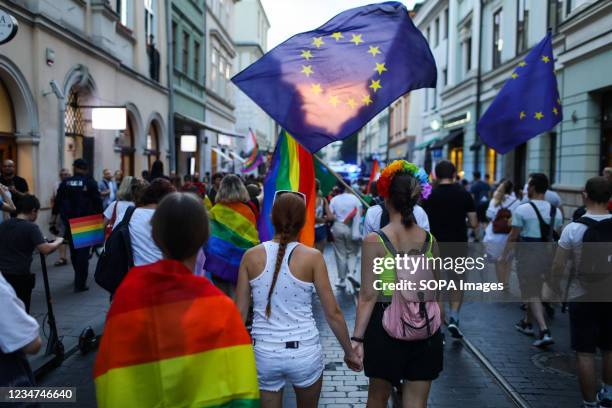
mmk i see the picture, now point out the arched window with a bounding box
[0,79,16,163]
[119,115,136,176]
[64,90,85,169]
[146,121,160,170]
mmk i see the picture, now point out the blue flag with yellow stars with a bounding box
[231,1,436,153]
[477,33,562,154]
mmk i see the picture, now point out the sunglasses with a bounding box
[273,190,306,204]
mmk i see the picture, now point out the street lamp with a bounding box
[180,135,197,152]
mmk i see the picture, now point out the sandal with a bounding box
[54,258,68,267]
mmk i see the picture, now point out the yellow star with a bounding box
[552,107,559,116]
[362,94,373,106]
[368,46,381,57]
[329,95,340,107]
[541,55,550,63]
[518,61,527,67]
[557,98,561,105]
[312,37,325,48]
[301,50,313,60]
[301,65,314,77]
[519,111,526,120]
[534,112,544,120]
[330,32,343,41]
[350,34,364,45]
[374,62,388,75]
[347,98,357,109]
[311,83,322,95]
[511,72,519,79]
[369,79,382,93]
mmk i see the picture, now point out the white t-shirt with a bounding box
[363,204,430,236]
[0,274,39,354]
[512,199,563,239]
[486,194,520,221]
[330,193,362,223]
[129,208,163,266]
[103,200,135,229]
[558,213,612,250]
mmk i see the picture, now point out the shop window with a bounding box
[119,116,135,176]
[0,79,16,163]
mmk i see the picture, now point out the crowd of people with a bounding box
[0,155,611,408]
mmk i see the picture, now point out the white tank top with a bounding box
[250,241,318,343]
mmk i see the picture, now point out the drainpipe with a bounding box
[474,0,484,173]
[166,0,176,172]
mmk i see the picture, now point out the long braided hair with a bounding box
[265,193,306,318]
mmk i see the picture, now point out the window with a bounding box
[443,68,448,85]
[194,41,200,80]
[465,37,472,72]
[516,0,529,54]
[182,32,189,74]
[549,132,557,184]
[492,9,503,69]
[116,0,130,27]
[171,21,177,68]
[144,0,156,44]
[547,0,563,33]
[434,18,439,47]
[426,26,430,44]
[211,47,219,89]
[424,89,428,112]
[432,87,437,110]
[218,57,225,96]
[444,9,449,39]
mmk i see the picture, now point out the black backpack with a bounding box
[575,217,612,283]
[528,202,560,242]
[94,206,136,295]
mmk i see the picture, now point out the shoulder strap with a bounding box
[121,205,137,226]
[575,216,598,228]
[374,230,397,256]
[504,198,517,209]
[528,201,550,239]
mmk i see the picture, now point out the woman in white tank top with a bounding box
[236,192,361,408]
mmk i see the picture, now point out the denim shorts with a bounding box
[254,342,324,391]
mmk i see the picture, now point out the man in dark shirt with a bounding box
[53,159,102,292]
[0,195,63,312]
[423,160,478,339]
[0,159,29,212]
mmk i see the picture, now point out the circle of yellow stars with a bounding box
[512,54,562,122]
[298,32,387,109]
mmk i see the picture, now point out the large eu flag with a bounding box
[477,33,562,154]
[231,2,436,153]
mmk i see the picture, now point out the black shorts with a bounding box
[363,303,443,385]
[569,301,612,353]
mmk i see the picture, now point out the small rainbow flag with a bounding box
[68,214,104,249]
[204,201,259,284]
[94,259,259,407]
[258,130,316,246]
[241,129,264,173]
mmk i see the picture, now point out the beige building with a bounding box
[0,0,169,223]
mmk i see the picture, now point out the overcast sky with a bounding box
[260,0,420,49]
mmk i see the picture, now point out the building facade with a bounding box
[358,108,389,166]
[0,0,169,224]
[233,0,274,158]
[411,0,611,213]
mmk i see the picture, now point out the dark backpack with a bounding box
[94,206,136,295]
[528,202,560,242]
[575,217,612,283]
[492,199,517,234]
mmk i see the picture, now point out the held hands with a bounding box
[343,340,364,372]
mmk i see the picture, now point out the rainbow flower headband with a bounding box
[377,160,432,200]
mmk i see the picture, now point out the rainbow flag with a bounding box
[68,214,104,248]
[204,202,259,284]
[258,131,316,246]
[94,260,259,407]
[241,129,264,173]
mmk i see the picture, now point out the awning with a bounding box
[211,147,234,162]
[430,129,463,149]
[414,137,440,150]
[175,113,246,139]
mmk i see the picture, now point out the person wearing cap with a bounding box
[53,159,102,292]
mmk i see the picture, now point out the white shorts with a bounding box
[254,342,324,392]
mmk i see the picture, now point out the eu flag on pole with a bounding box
[231,2,436,153]
[477,33,562,154]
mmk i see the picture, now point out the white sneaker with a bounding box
[532,330,554,348]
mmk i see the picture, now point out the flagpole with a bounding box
[313,155,370,208]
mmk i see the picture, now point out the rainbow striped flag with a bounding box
[241,129,264,173]
[204,202,259,284]
[68,214,104,248]
[94,260,259,407]
[258,130,316,246]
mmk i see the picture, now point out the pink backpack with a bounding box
[376,230,441,341]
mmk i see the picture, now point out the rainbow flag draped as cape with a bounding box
[204,202,259,284]
[258,131,316,246]
[94,260,259,407]
[68,214,104,248]
[241,129,264,173]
